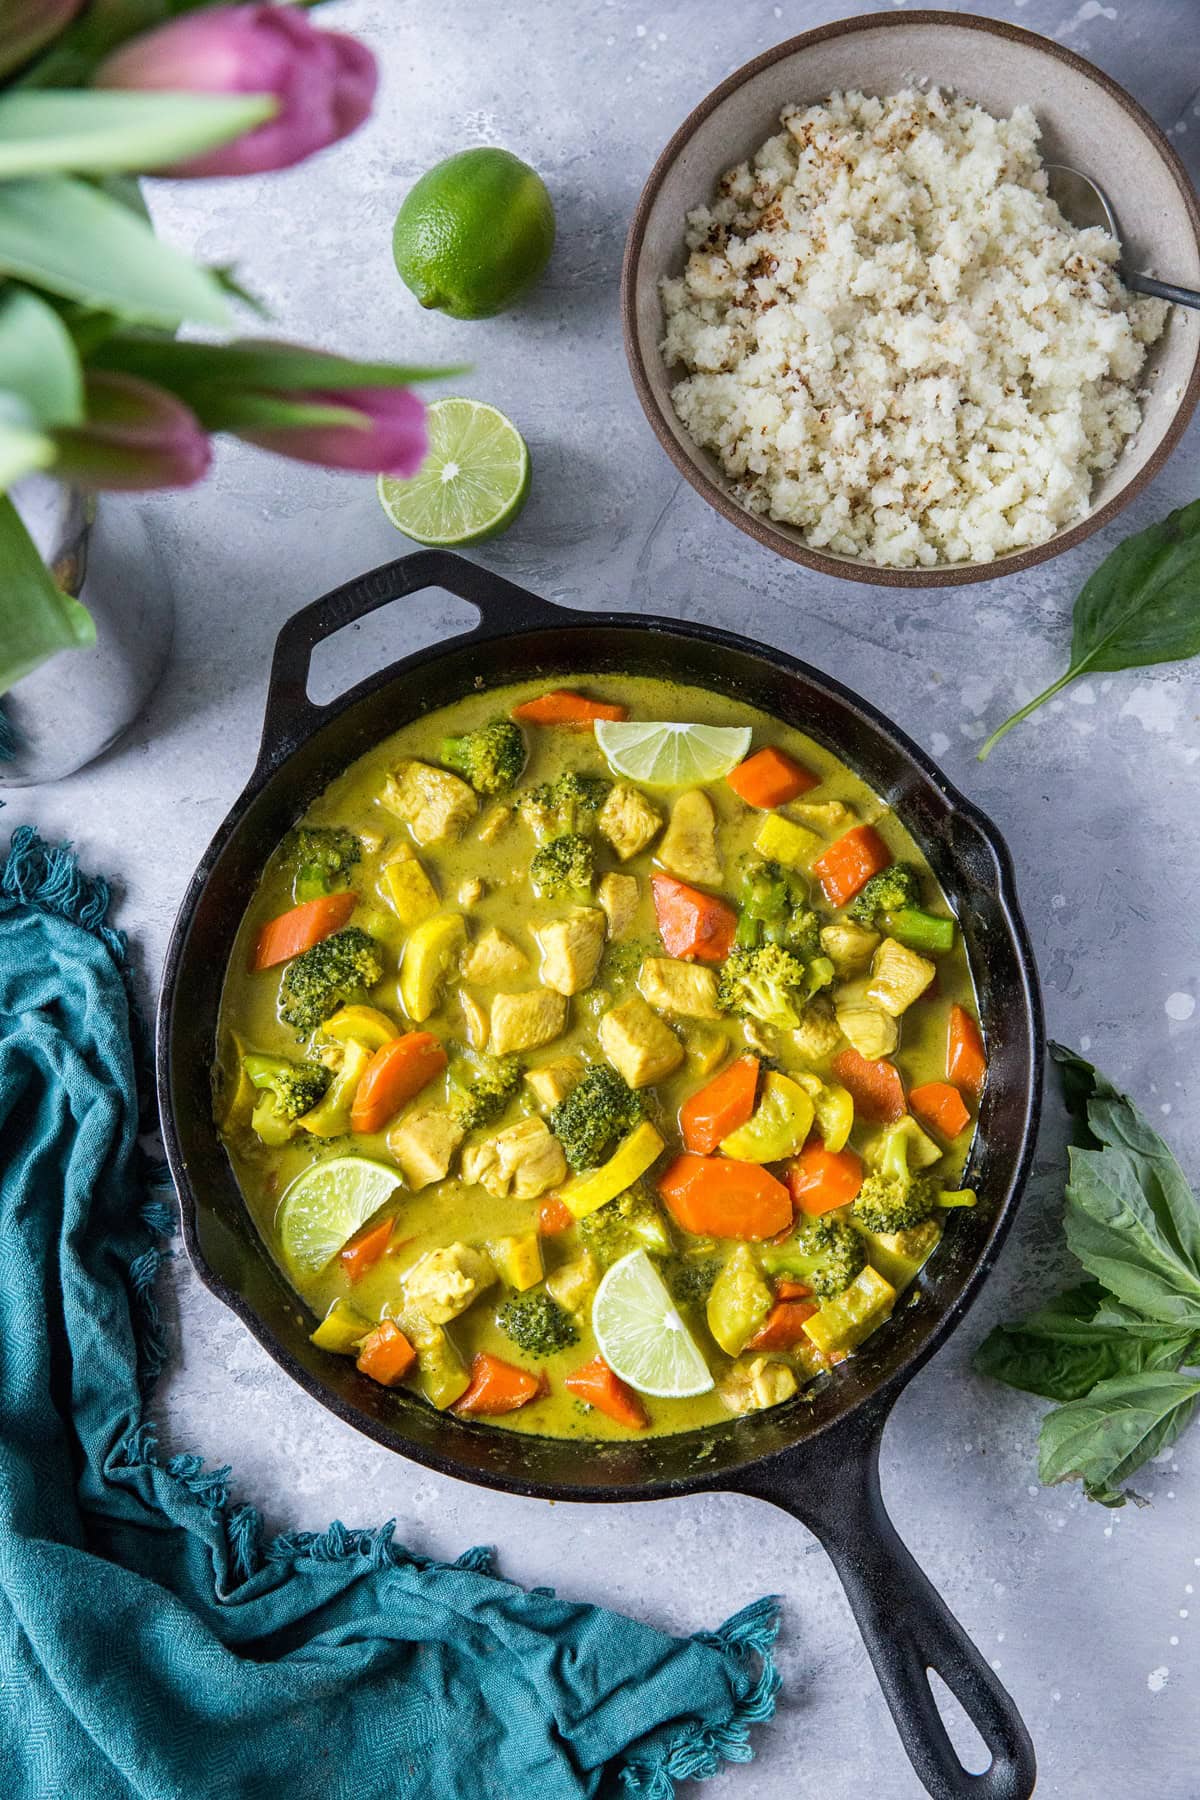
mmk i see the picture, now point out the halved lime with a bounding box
[276,1156,401,1275]
[594,720,752,787]
[377,398,529,545]
[591,1250,714,1398]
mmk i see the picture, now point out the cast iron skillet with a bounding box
[158,550,1043,1800]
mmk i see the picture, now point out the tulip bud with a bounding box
[237,387,428,478]
[53,373,211,491]
[0,0,85,81]
[93,4,376,178]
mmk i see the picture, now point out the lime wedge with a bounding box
[276,1156,401,1275]
[591,1250,714,1398]
[377,398,530,545]
[594,720,752,787]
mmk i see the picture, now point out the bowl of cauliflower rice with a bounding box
[622,10,1200,584]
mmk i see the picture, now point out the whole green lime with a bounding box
[392,147,555,320]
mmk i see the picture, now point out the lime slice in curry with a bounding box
[377,398,530,546]
[591,1250,714,1398]
[276,1157,401,1275]
[594,721,752,787]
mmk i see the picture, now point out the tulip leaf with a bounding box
[0,410,55,491]
[0,286,83,426]
[0,494,94,695]
[0,177,230,328]
[92,335,457,395]
[0,91,277,179]
[191,394,368,433]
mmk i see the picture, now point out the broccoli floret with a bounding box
[242,1052,330,1141]
[278,927,384,1031]
[531,833,594,899]
[579,1185,673,1266]
[664,1256,720,1305]
[734,860,820,956]
[847,862,922,925]
[449,1051,523,1131]
[440,720,527,795]
[287,825,361,903]
[772,1216,867,1297]
[851,1119,945,1234]
[497,1291,579,1357]
[599,937,654,988]
[550,1064,643,1170]
[717,942,833,1030]
[517,771,610,844]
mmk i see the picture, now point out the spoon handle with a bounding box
[1126,269,1200,310]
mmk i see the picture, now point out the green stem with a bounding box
[976,665,1079,762]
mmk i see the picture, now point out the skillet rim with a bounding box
[156,592,1043,1503]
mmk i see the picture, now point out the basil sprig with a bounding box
[975,1045,1200,1506]
[978,499,1200,760]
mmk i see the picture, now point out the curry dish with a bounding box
[216,675,986,1440]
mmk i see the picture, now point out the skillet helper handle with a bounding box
[258,549,572,771]
[741,1397,1035,1800]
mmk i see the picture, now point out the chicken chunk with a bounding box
[462,926,528,985]
[788,995,844,1061]
[599,994,684,1089]
[598,783,663,861]
[459,989,489,1051]
[867,937,936,1018]
[478,803,512,843]
[637,956,722,1019]
[524,1055,585,1111]
[458,877,485,908]
[657,789,722,885]
[820,921,880,979]
[381,759,477,846]
[387,1102,466,1190]
[401,1243,495,1324]
[489,989,568,1057]
[546,1250,599,1316]
[461,1115,567,1200]
[835,997,898,1060]
[597,871,639,938]
[789,799,857,836]
[717,1355,798,1416]
[536,907,606,996]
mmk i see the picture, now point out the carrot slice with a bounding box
[355,1319,416,1386]
[831,1048,906,1125]
[251,891,356,971]
[537,1197,575,1235]
[565,1356,648,1429]
[454,1352,543,1416]
[947,1003,987,1100]
[339,1214,394,1282]
[811,825,891,908]
[651,873,737,963]
[510,690,628,728]
[657,1154,792,1240]
[679,1054,759,1155]
[910,1080,972,1141]
[787,1143,864,1215]
[746,1298,819,1351]
[350,1031,447,1134]
[774,1277,813,1300]
[726,746,818,808]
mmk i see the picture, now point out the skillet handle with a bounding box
[738,1395,1035,1800]
[258,549,573,772]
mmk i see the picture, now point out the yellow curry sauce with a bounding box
[216,675,979,1441]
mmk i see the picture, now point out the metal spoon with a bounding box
[1045,163,1200,309]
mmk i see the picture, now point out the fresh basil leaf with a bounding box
[0,177,230,328]
[0,494,94,694]
[0,91,276,180]
[974,1285,1193,1400]
[1065,1143,1200,1330]
[1038,1371,1200,1506]
[978,499,1200,759]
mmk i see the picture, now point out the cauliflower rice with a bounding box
[661,88,1167,568]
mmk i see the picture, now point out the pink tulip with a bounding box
[53,373,211,491]
[0,0,85,81]
[93,4,376,177]
[237,387,428,478]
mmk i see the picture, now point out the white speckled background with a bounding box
[5,2,1199,1794]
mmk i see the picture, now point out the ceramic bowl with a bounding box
[622,9,1200,587]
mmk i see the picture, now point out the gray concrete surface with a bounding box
[5,2,1199,1793]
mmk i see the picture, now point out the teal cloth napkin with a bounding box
[0,826,779,1800]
